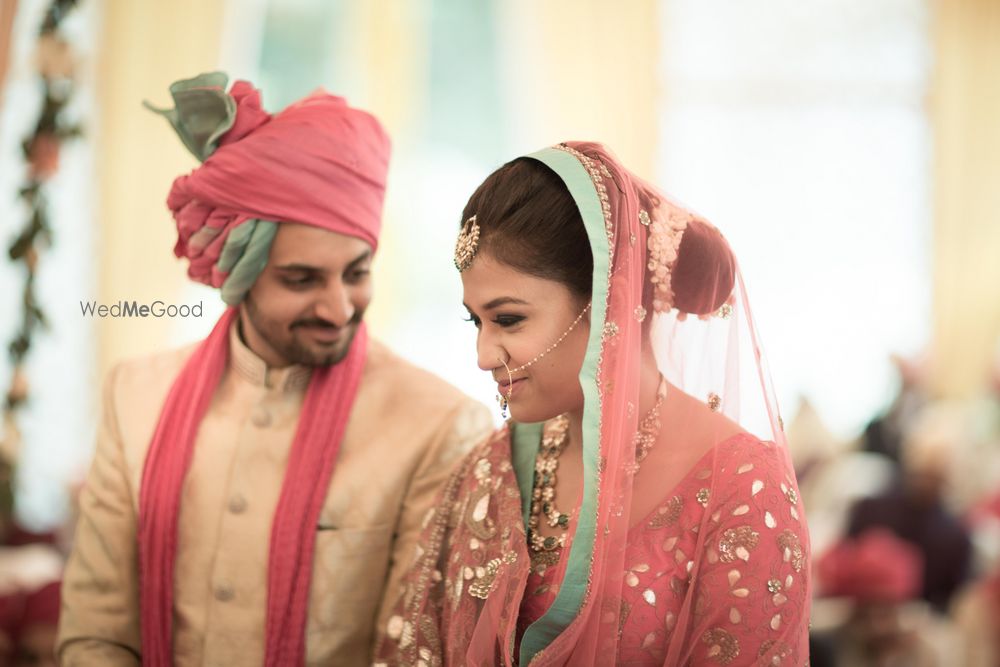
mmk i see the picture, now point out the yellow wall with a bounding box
[930,0,1000,397]
[497,0,660,179]
[94,0,227,380]
[0,1,17,98]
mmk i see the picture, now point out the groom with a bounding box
[57,73,490,666]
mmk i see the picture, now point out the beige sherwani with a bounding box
[57,324,492,666]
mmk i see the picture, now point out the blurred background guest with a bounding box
[847,405,974,612]
[862,354,931,466]
[952,489,1000,666]
[811,529,946,667]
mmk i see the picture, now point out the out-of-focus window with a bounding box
[658,0,931,435]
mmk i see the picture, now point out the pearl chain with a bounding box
[496,302,592,419]
[509,302,591,374]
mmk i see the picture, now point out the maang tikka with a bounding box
[454,215,480,272]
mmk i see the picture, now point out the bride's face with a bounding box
[461,251,591,423]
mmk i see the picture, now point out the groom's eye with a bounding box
[281,273,317,288]
[344,268,370,285]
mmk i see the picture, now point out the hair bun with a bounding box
[671,219,736,316]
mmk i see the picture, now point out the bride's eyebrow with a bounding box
[482,297,529,311]
[461,297,530,316]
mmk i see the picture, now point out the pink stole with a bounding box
[138,307,367,666]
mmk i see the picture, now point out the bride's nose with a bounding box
[476,330,507,373]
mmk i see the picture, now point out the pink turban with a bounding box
[817,529,924,603]
[149,72,390,292]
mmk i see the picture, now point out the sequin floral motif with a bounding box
[702,627,740,664]
[777,530,805,572]
[719,526,760,563]
[647,496,683,529]
[468,552,518,600]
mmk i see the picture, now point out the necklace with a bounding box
[633,375,668,466]
[528,415,571,554]
[527,377,667,571]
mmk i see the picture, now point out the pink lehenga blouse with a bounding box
[378,423,809,666]
[517,428,808,665]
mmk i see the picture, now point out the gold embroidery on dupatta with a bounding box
[702,628,740,664]
[530,550,560,572]
[465,487,496,541]
[555,144,615,256]
[468,552,517,600]
[719,526,760,563]
[418,614,441,658]
[464,458,498,541]
[618,600,632,637]
[647,495,683,529]
[777,529,805,572]
[386,615,404,640]
[781,482,799,505]
[625,562,650,587]
[758,639,793,662]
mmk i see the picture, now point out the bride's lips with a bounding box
[497,377,527,398]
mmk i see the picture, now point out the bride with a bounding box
[376,142,810,665]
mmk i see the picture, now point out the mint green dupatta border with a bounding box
[511,147,610,664]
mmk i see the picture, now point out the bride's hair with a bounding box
[462,157,736,318]
[461,158,593,301]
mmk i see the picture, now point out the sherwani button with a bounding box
[214,585,234,602]
[251,407,272,428]
[228,495,248,514]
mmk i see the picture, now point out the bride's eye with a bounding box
[463,314,482,328]
[494,315,525,328]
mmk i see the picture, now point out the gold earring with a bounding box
[497,356,514,419]
[496,393,509,419]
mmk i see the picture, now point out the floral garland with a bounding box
[1,0,82,523]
